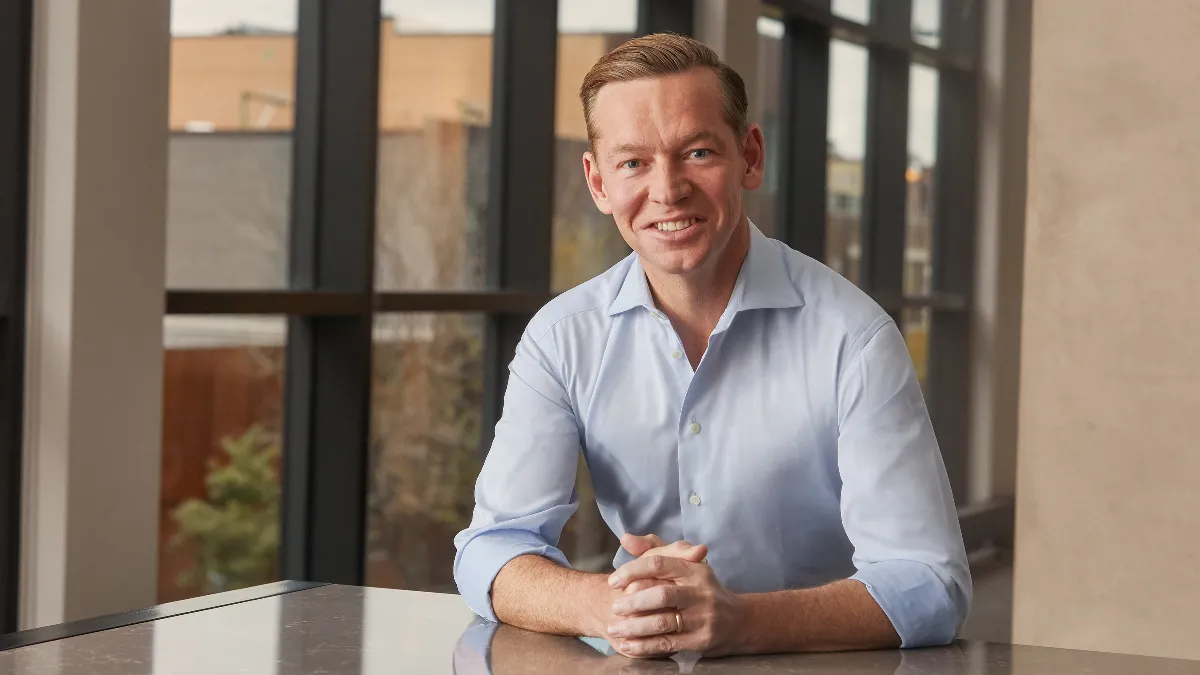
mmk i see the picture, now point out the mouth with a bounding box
[650,217,701,232]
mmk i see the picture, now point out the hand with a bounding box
[486,623,680,675]
[605,555,746,658]
[619,534,708,595]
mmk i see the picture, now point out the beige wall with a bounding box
[23,0,168,627]
[170,23,616,140]
[1013,0,1200,659]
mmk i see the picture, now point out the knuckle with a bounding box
[649,555,665,572]
[653,615,669,632]
[653,586,672,606]
[656,637,672,653]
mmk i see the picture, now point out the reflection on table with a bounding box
[1,584,1198,674]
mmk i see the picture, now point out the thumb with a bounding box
[620,532,665,556]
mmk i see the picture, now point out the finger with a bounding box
[641,541,707,563]
[614,635,681,658]
[609,555,692,589]
[672,542,707,563]
[620,532,666,557]
[624,578,670,595]
[612,584,686,616]
[608,611,686,640]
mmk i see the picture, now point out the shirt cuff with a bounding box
[851,559,963,648]
[453,529,571,622]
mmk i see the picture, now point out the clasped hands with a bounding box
[600,533,745,659]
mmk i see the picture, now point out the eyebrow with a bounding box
[606,130,722,159]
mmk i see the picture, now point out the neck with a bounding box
[644,217,751,339]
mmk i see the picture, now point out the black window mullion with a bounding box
[861,0,912,302]
[927,0,982,504]
[777,10,830,259]
[637,0,694,36]
[481,0,559,456]
[281,0,381,586]
[0,0,32,635]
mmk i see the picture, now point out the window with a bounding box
[827,40,869,285]
[551,0,638,291]
[367,313,484,591]
[375,1,494,291]
[161,1,298,602]
[913,0,942,48]
[160,316,286,602]
[167,2,296,290]
[746,16,785,238]
[160,0,687,594]
[903,63,939,384]
[157,0,983,599]
[765,0,981,503]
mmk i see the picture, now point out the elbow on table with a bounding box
[853,558,972,648]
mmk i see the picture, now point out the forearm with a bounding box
[734,579,900,654]
[492,554,615,638]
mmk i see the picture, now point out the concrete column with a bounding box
[1013,0,1200,659]
[968,0,1031,503]
[21,0,169,628]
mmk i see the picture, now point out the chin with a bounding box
[643,252,708,276]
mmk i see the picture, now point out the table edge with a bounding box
[0,580,329,652]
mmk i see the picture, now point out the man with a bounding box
[454,33,970,658]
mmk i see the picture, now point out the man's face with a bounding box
[583,67,765,279]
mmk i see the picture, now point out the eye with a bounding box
[621,159,642,170]
[689,149,712,159]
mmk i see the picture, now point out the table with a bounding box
[0,583,1196,674]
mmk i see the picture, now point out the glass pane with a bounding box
[551,1,637,292]
[913,0,942,49]
[902,307,931,389]
[832,0,871,24]
[365,313,619,589]
[906,64,939,296]
[375,1,495,290]
[826,40,869,286]
[745,16,785,240]
[159,316,286,602]
[367,313,484,591]
[167,2,295,289]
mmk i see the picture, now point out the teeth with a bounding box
[655,218,694,232]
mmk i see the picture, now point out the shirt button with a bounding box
[688,422,701,435]
[671,350,683,359]
[688,492,702,506]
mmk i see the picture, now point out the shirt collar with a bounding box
[606,221,805,317]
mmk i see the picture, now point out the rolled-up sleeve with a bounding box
[836,320,972,648]
[452,327,583,621]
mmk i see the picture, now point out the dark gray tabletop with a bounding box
[0,584,1196,674]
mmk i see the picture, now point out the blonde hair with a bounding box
[579,33,748,150]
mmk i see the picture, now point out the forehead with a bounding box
[590,68,731,152]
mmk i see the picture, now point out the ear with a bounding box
[583,150,614,215]
[740,123,766,191]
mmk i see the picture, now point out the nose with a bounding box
[648,159,692,205]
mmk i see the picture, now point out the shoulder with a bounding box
[770,238,892,352]
[524,252,634,344]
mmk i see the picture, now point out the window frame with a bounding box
[769,0,982,508]
[159,0,998,589]
[161,0,690,588]
[0,0,33,634]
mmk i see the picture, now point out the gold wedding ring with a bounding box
[674,611,684,633]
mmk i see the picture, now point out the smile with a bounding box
[654,218,695,232]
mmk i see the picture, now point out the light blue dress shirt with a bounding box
[453,225,972,648]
